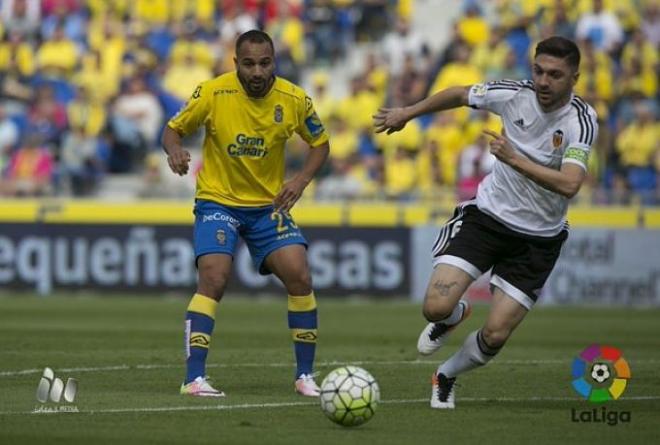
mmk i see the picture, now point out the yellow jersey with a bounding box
[168,72,329,206]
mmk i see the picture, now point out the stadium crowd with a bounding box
[0,0,658,204]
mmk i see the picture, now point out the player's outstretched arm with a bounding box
[274,141,329,212]
[373,86,470,134]
[162,126,192,176]
[484,130,585,198]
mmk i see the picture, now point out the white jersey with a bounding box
[468,80,598,237]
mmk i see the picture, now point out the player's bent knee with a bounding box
[197,270,230,301]
[285,272,312,296]
[197,282,228,301]
[278,261,313,295]
[422,298,454,322]
[480,326,510,349]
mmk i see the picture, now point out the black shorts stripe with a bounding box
[431,202,470,257]
[431,226,449,255]
[431,215,457,256]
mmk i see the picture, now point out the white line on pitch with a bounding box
[0,395,658,416]
[2,359,660,378]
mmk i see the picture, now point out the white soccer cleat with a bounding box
[180,376,225,397]
[430,372,456,409]
[295,373,321,397]
[417,300,472,356]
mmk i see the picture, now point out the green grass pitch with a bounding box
[0,294,658,444]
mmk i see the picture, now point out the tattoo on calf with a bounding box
[433,281,458,296]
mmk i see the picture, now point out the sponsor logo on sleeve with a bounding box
[304,112,325,137]
[471,83,487,97]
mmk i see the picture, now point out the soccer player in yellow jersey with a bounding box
[162,30,330,397]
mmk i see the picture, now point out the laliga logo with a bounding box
[570,344,631,426]
[571,344,630,402]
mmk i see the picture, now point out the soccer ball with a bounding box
[319,366,380,427]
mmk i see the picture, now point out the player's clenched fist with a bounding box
[167,149,192,176]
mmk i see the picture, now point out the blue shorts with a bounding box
[193,199,307,275]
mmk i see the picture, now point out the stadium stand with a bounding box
[0,0,657,205]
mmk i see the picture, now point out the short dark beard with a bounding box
[238,73,275,98]
[536,89,572,112]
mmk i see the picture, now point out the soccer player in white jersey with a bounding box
[373,36,597,409]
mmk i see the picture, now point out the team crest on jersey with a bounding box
[274,104,283,123]
[216,229,226,245]
[552,130,564,149]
